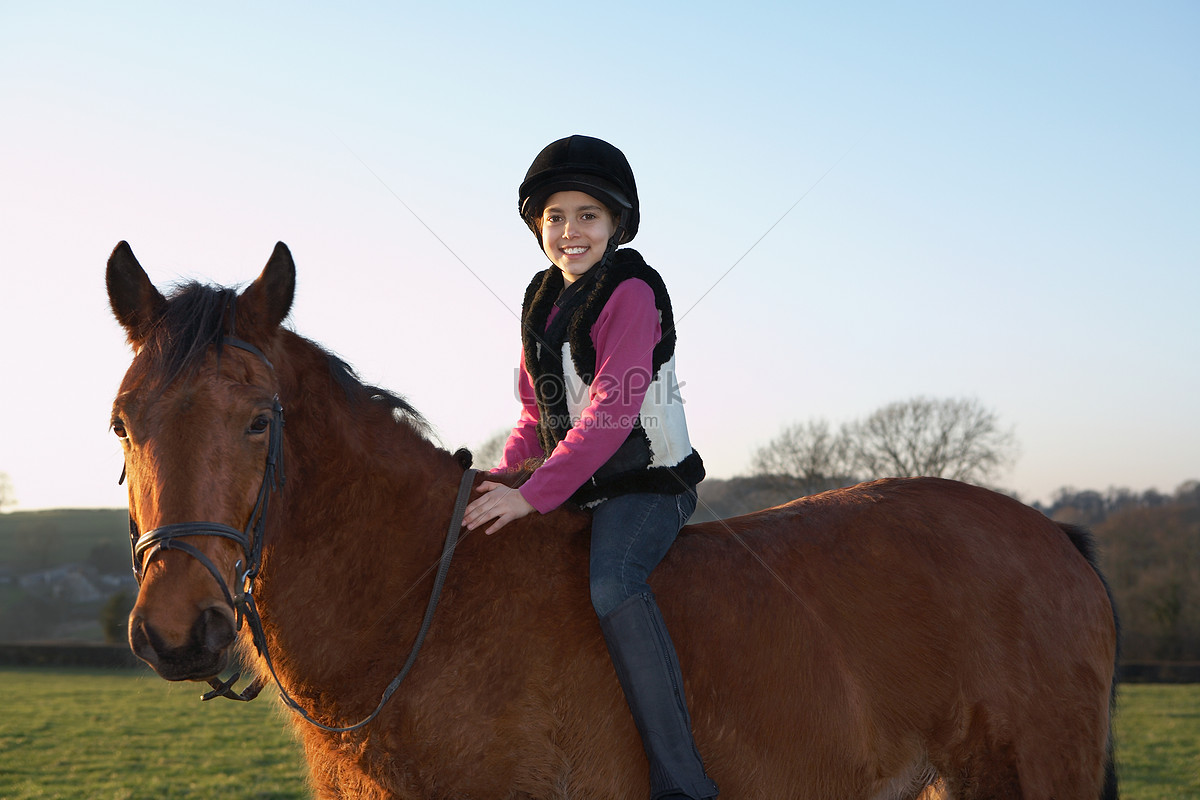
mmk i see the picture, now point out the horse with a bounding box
[107,240,1119,800]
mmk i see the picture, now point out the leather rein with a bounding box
[126,334,478,732]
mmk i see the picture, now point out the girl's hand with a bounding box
[463,481,536,535]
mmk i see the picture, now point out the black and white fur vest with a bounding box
[521,248,705,507]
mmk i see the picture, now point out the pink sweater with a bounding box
[495,278,661,513]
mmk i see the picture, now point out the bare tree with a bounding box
[845,397,1017,485]
[750,420,857,494]
[0,472,15,511]
[753,397,1018,490]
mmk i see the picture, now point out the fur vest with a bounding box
[521,248,705,507]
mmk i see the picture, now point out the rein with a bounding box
[127,333,479,732]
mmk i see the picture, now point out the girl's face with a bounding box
[539,191,617,284]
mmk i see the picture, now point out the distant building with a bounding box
[18,564,104,604]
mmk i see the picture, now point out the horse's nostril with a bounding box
[199,606,236,652]
[129,614,158,664]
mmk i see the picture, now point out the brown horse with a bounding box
[107,241,1119,800]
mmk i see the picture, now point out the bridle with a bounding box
[129,336,282,599]
[126,335,283,698]
[126,333,476,732]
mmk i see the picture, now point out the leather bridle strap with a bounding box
[239,467,479,729]
[221,335,273,371]
[135,523,251,609]
[128,394,283,585]
[127,333,283,587]
[124,332,284,704]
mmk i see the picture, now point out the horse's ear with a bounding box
[239,242,295,332]
[107,241,167,348]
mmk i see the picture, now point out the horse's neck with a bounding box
[254,341,463,688]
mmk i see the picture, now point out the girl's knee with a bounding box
[590,577,629,619]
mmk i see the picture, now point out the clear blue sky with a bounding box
[1,2,1196,510]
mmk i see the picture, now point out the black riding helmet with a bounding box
[518,135,640,245]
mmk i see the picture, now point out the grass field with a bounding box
[0,667,307,799]
[0,667,1196,799]
[1115,683,1200,799]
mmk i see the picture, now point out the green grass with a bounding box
[0,667,308,799]
[0,668,1196,799]
[1117,684,1200,799]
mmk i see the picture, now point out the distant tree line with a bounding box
[1045,482,1200,661]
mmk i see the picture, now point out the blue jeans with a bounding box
[591,486,718,798]
[589,488,698,618]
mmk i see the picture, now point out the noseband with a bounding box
[127,335,284,701]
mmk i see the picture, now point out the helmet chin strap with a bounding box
[597,237,620,269]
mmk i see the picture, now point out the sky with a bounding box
[0,1,1196,511]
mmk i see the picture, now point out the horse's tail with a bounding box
[1058,522,1121,799]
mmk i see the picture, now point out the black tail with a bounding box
[1058,522,1121,799]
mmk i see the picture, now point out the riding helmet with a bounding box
[518,135,639,244]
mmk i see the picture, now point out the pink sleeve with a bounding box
[517,279,660,513]
[494,347,544,471]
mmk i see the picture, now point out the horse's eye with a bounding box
[112,420,128,440]
[249,415,270,434]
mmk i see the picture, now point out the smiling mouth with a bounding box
[561,246,589,255]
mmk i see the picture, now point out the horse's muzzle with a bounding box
[129,606,236,681]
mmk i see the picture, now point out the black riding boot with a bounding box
[599,592,719,800]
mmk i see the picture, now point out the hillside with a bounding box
[0,508,129,570]
[0,508,132,642]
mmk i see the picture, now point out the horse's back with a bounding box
[654,477,1117,798]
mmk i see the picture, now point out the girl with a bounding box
[463,135,717,800]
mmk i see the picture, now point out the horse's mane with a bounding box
[139,281,238,388]
[141,281,469,465]
[323,350,435,441]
